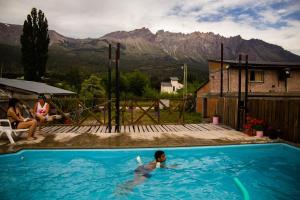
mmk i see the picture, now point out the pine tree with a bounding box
[21,8,50,81]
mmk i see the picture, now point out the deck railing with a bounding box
[0,97,201,127]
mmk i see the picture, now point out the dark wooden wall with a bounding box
[248,98,300,143]
[215,96,300,143]
[216,97,238,129]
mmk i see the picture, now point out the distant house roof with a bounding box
[161,82,172,87]
[0,78,75,95]
[208,59,300,69]
[170,77,179,81]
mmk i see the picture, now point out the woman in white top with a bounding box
[33,94,54,129]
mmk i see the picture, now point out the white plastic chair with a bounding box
[0,119,29,144]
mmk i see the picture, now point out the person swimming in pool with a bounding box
[116,150,171,195]
[134,150,167,178]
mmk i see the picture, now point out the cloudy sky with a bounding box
[0,0,300,55]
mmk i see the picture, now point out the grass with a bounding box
[51,98,202,125]
[74,109,202,125]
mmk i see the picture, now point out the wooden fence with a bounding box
[247,98,300,143]
[0,97,200,126]
[215,96,300,143]
[215,97,239,129]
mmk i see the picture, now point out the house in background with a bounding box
[160,77,183,94]
[196,60,300,117]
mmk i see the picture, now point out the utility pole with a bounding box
[182,63,187,123]
[184,63,187,99]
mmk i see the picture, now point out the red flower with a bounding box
[243,124,252,129]
[244,115,264,131]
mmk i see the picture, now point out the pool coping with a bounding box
[0,141,299,156]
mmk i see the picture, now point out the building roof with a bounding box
[170,77,179,81]
[161,82,172,87]
[208,59,300,69]
[195,80,209,93]
[0,78,76,95]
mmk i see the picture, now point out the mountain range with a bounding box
[1,22,300,80]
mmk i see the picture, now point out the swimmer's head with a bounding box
[154,150,166,163]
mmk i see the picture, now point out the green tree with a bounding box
[126,70,150,97]
[20,8,50,81]
[80,75,105,99]
[64,68,83,93]
[101,70,129,97]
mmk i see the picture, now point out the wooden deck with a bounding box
[0,123,271,152]
[41,123,231,134]
[41,123,267,142]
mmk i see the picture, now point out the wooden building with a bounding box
[196,60,300,118]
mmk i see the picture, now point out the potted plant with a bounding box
[251,118,264,137]
[212,112,220,125]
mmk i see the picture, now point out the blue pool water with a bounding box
[0,144,299,200]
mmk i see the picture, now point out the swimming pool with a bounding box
[0,143,299,200]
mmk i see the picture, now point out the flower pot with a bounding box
[212,116,219,125]
[256,130,264,137]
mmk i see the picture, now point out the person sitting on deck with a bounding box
[7,98,37,140]
[33,94,60,129]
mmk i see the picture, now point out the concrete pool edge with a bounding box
[0,141,299,157]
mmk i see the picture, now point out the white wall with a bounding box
[161,79,184,94]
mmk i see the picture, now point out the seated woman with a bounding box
[7,98,37,140]
[33,94,56,129]
[33,94,62,128]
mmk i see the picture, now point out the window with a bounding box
[249,70,264,82]
[173,86,175,91]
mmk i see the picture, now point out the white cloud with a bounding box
[0,0,299,55]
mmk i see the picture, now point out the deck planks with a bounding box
[41,123,253,141]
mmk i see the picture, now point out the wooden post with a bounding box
[157,99,160,124]
[115,43,120,132]
[121,102,125,132]
[103,105,106,124]
[131,100,133,125]
[220,43,223,97]
[76,100,80,126]
[108,44,112,133]
[237,54,242,130]
[245,55,249,124]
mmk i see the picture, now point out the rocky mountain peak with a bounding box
[102,27,155,42]
[1,22,300,72]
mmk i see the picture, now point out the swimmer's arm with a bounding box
[161,163,178,169]
[168,164,178,169]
